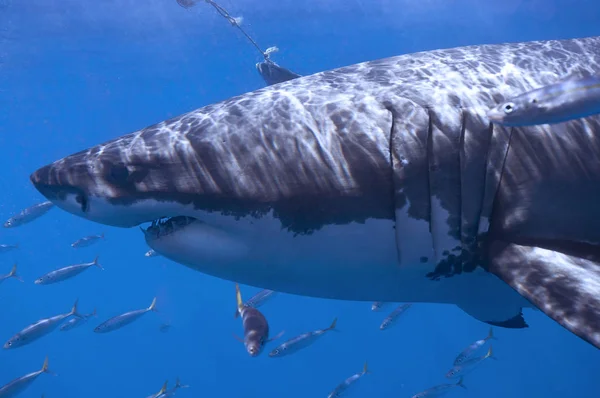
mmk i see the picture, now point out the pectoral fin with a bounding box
[268,330,285,343]
[488,240,600,349]
[457,302,528,329]
[232,333,244,344]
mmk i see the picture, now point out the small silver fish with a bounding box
[371,302,387,311]
[35,256,103,285]
[234,284,283,357]
[145,249,160,258]
[160,378,189,397]
[327,362,370,398]
[0,357,52,397]
[159,322,171,333]
[4,300,80,349]
[453,327,496,366]
[147,378,189,398]
[3,201,54,228]
[446,345,495,378]
[0,244,18,254]
[70,233,105,248]
[94,297,158,333]
[0,264,23,284]
[146,381,168,398]
[234,289,277,318]
[59,308,97,332]
[269,317,337,358]
[379,303,412,330]
[411,377,465,398]
[487,73,600,126]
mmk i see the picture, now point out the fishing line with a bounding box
[177,0,277,61]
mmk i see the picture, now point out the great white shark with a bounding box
[30,36,600,350]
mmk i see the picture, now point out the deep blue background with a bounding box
[1,0,599,397]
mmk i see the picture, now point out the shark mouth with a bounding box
[141,216,198,241]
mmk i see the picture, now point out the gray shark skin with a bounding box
[30,36,600,350]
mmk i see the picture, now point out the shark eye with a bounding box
[503,103,515,114]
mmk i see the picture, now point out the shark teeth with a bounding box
[141,216,197,239]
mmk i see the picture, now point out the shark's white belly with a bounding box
[142,203,530,318]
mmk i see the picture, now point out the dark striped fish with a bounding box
[379,303,412,330]
[488,73,600,126]
[234,284,283,357]
[269,317,337,358]
[3,201,54,228]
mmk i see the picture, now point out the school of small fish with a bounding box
[0,199,501,397]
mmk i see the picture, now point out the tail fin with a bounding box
[92,256,104,270]
[159,380,168,394]
[235,284,244,314]
[41,357,49,373]
[148,297,158,312]
[457,377,466,389]
[362,361,370,375]
[234,307,241,319]
[40,356,55,375]
[327,317,338,331]
[9,264,23,282]
[487,327,497,341]
[175,377,190,389]
[70,299,81,317]
[100,233,105,240]
[485,345,495,360]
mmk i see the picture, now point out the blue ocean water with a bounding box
[1,0,600,397]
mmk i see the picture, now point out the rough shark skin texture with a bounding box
[30,36,600,350]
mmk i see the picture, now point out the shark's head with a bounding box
[29,120,239,229]
[29,86,400,301]
[29,143,170,228]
